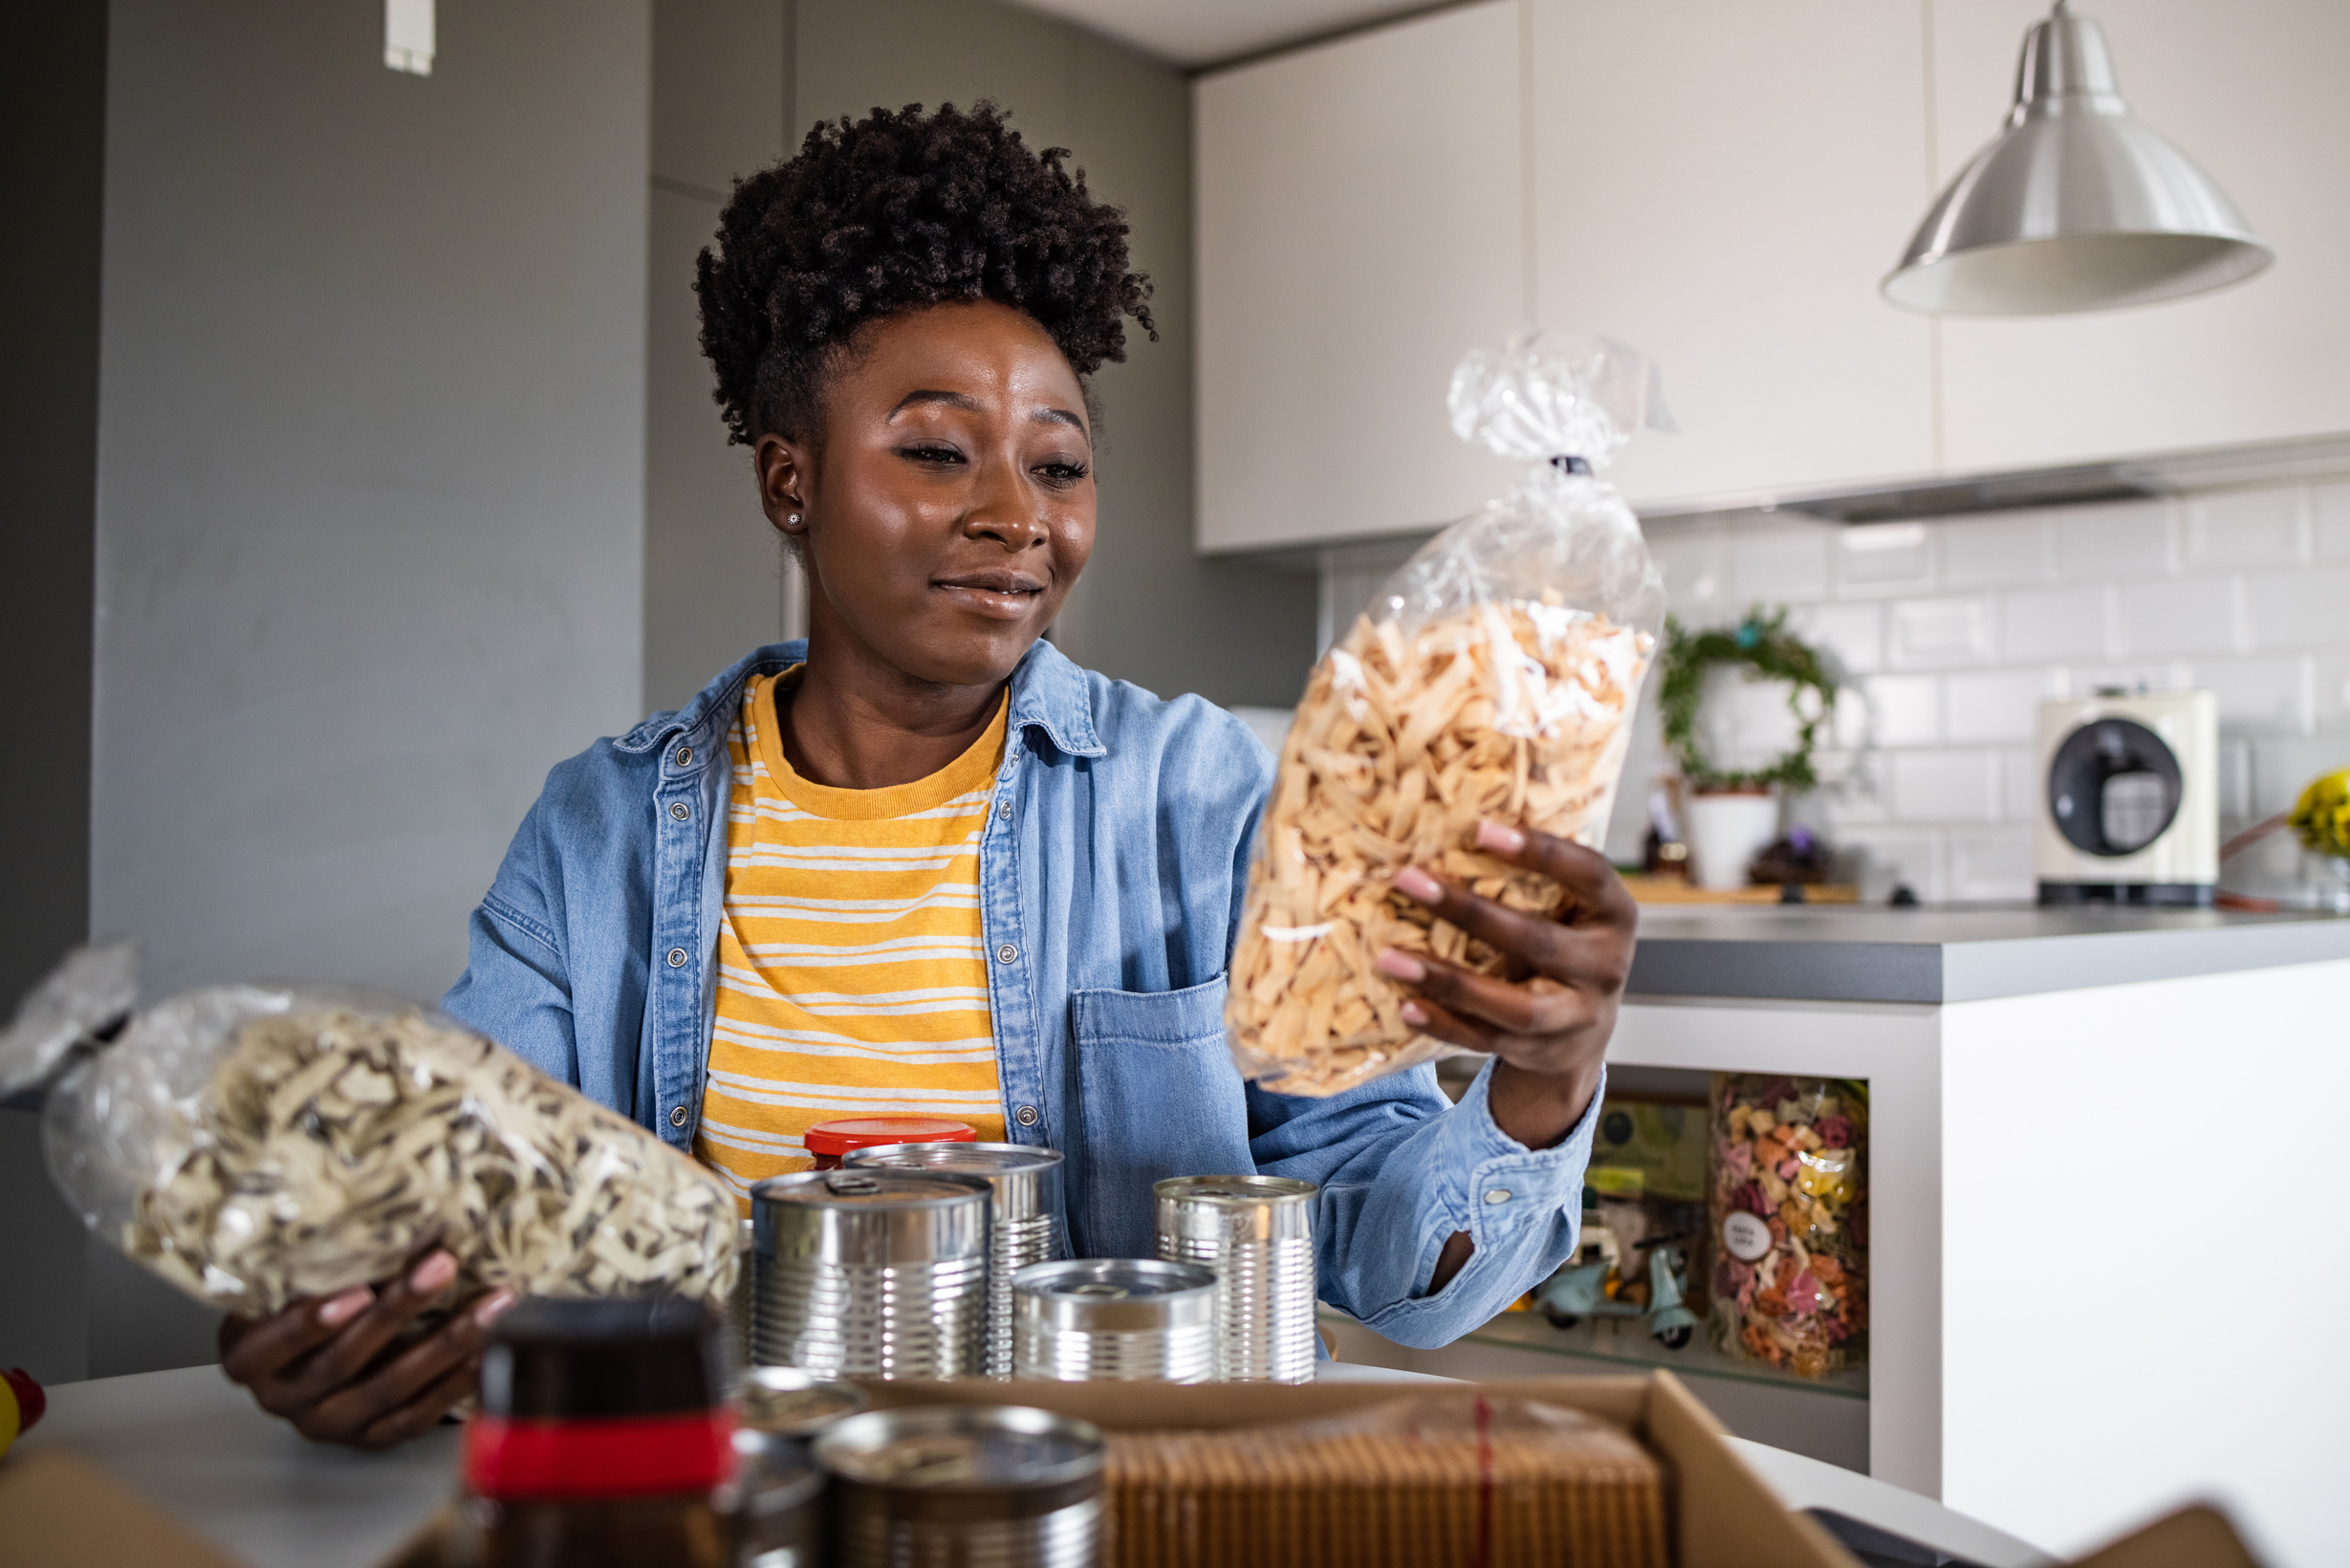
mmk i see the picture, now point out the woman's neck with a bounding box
[781,622,1010,791]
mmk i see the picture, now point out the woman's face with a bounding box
[759,300,1096,689]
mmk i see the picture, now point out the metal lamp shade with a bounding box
[1884,4,2271,316]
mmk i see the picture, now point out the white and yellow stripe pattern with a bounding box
[694,668,1008,1208]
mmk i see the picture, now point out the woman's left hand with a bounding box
[1375,819,1637,1151]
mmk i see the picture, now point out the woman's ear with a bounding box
[753,433,812,537]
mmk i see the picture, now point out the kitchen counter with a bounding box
[1601,906,2347,1568]
[1625,902,2350,1003]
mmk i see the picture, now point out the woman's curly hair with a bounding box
[695,100,1156,446]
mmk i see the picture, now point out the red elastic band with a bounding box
[464,1410,736,1499]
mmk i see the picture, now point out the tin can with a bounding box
[814,1404,1106,1568]
[844,1143,1065,1379]
[751,1168,989,1379]
[731,1427,825,1568]
[1153,1175,1317,1383]
[726,1216,756,1378]
[737,1366,869,1453]
[1012,1258,1215,1383]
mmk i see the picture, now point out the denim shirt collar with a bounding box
[610,637,1106,761]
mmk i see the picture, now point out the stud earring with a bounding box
[786,512,802,528]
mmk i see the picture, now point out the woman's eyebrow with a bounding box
[887,389,979,418]
[1031,406,1085,432]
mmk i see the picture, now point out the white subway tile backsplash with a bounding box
[2318,652,2350,725]
[1947,826,2035,901]
[1730,520,1834,605]
[1857,674,1941,748]
[1831,825,1945,903]
[2000,746,2041,823]
[1795,601,1883,676]
[1891,750,2000,821]
[1944,669,2048,744]
[2115,576,2243,657]
[1649,524,1732,625]
[2243,565,2350,651]
[1941,511,2056,589]
[2190,656,2315,734]
[1888,597,1993,668]
[1834,524,1934,599]
[2000,584,2111,663]
[2308,483,2350,561]
[2056,497,2174,579]
[2185,488,2308,570]
[2219,739,2252,821]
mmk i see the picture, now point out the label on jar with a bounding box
[1721,1210,1772,1263]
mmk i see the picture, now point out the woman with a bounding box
[219,103,1635,1446]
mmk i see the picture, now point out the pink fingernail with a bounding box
[1476,821,1526,855]
[319,1288,373,1327]
[410,1252,458,1293]
[1401,1001,1430,1025]
[474,1291,516,1328]
[1376,948,1426,983]
[1394,867,1442,903]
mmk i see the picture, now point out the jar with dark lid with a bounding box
[802,1115,976,1169]
[454,1296,736,1568]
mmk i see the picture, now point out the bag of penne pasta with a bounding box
[1227,333,1669,1097]
[0,943,738,1318]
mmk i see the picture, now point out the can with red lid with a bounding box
[801,1116,976,1169]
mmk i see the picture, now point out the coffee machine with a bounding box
[2035,690,2217,906]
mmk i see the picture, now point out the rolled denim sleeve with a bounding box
[1250,1056,1601,1348]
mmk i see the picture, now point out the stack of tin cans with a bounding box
[750,1168,989,1378]
[1012,1258,1216,1383]
[731,1368,864,1568]
[843,1142,1064,1380]
[814,1405,1106,1568]
[1153,1175,1318,1383]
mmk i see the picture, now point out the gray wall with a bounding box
[79,0,654,1374]
[642,0,800,714]
[1,0,108,1390]
[636,0,1317,712]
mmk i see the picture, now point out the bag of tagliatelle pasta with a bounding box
[1227,333,1669,1097]
[0,945,739,1318]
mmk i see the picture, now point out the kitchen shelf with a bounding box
[1446,1311,1869,1402]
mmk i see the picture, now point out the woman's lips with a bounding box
[932,572,1045,621]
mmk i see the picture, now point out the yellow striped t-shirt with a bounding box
[692,668,1008,1209]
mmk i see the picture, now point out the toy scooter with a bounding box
[1533,1227,1698,1349]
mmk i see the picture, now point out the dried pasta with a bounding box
[125,1005,738,1317]
[1227,599,1649,1097]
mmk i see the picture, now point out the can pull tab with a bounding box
[825,1172,882,1196]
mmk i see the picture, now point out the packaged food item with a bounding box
[2,947,739,1318]
[1227,334,1668,1097]
[1705,1074,1867,1379]
[1104,1393,1666,1568]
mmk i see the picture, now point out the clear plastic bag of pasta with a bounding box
[0,943,739,1318]
[1228,333,1668,1097]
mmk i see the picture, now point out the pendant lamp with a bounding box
[1883,1,2271,316]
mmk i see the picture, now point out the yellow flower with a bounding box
[2291,769,2350,860]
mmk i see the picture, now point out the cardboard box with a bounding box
[859,1370,1852,1568]
[0,1449,249,1568]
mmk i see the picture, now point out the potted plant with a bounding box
[2290,768,2350,912]
[1657,609,1837,891]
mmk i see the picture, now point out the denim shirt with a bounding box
[443,639,1599,1346]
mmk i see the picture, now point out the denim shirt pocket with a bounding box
[1068,974,1255,1261]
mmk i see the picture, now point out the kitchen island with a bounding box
[1412,904,2348,1568]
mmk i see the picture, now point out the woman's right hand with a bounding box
[217,1250,514,1448]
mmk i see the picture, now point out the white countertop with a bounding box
[21,1361,2051,1568]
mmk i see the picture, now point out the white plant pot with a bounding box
[1686,792,1779,891]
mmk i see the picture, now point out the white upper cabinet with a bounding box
[1527,0,1935,509]
[1194,1,1524,553]
[1932,0,2350,473]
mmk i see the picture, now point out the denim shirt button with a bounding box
[1014,1104,1039,1127]
[996,943,1019,965]
[1483,1187,1512,1205]
[673,745,692,767]
[668,800,690,821]
[666,947,689,968]
[669,1105,689,1129]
